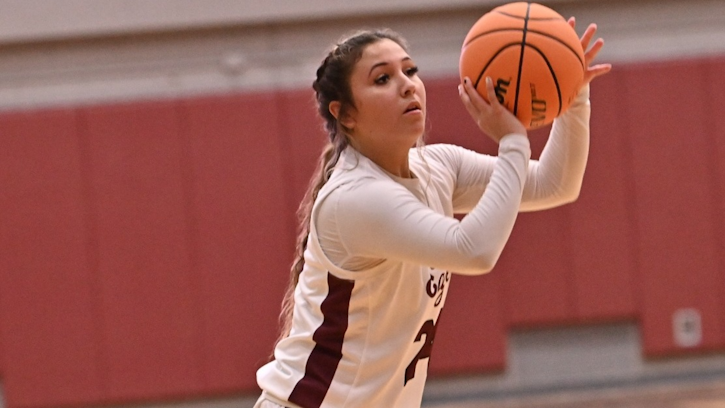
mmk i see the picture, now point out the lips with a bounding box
[404,101,422,114]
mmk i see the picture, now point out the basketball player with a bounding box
[255,20,610,408]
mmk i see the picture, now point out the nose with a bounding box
[400,74,416,97]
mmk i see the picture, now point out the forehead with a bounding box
[356,39,410,69]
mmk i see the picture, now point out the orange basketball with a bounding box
[460,2,585,129]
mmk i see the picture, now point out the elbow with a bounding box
[455,252,500,276]
[475,253,498,274]
[560,163,587,204]
[548,179,583,207]
[559,188,581,205]
[451,225,512,275]
[562,178,586,204]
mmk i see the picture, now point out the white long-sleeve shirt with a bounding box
[316,85,590,273]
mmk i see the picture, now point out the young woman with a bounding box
[255,20,611,408]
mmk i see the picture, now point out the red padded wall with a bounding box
[424,78,507,374]
[0,110,103,407]
[0,327,3,378]
[495,125,574,327]
[78,101,203,401]
[178,92,292,392]
[498,207,574,327]
[622,60,725,356]
[274,90,327,215]
[430,274,507,374]
[703,57,725,349]
[569,73,638,322]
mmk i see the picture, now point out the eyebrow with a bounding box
[368,57,412,77]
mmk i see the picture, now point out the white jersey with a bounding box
[256,87,591,408]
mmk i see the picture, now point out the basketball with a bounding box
[460,2,585,129]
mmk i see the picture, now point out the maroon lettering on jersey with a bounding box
[289,273,354,408]
[404,311,442,385]
[426,271,450,307]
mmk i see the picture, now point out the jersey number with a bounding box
[404,317,440,385]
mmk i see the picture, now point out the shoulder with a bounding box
[320,177,417,231]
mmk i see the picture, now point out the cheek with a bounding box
[358,92,393,121]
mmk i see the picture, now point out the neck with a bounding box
[352,141,414,178]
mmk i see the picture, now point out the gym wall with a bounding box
[1,0,725,407]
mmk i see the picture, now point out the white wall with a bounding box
[0,0,586,44]
[0,0,724,110]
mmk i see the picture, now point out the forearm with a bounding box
[519,85,591,211]
[451,133,530,273]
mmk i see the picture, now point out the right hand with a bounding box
[458,76,527,143]
[569,18,612,88]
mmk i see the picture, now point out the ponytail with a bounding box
[276,142,345,343]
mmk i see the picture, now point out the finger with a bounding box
[458,82,482,119]
[580,23,597,52]
[588,64,613,78]
[568,16,576,30]
[585,38,605,64]
[484,77,499,107]
[583,64,613,84]
[463,77,493,113]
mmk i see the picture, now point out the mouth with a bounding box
[404,101,422,114]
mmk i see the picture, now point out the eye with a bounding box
[406,66,419,77]
[374,74,390,85]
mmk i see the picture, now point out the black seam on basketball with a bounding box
[472,43,521,89]
[525,43,563,116]
[494,11,562,22]
[526,17,563,21]
[463,28,526,48]
[513,3,531,116]
[463,29,584,68]
[526,29,585,67]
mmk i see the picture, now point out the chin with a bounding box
[404,133,424,148]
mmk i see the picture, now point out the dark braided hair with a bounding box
[275,29,409,345]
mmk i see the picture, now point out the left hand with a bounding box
[569,17,612,86]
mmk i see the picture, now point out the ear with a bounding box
[329,101,356,130]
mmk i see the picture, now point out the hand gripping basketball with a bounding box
[458,75,527,143]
